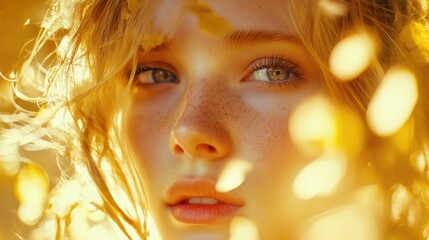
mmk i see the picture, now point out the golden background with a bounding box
[0,1,46,239]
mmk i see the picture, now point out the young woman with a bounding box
[2,0,429,239]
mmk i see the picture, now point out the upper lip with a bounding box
[165,178,245,206]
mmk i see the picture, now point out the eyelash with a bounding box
[133,64,178,88]
[132,56,304,89]
[244,55,304,88]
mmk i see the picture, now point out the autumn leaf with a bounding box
[140,32,165,51]
[189,0,233,36]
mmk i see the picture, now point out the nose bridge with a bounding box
[170,79,232,160]
[181,80,222,123]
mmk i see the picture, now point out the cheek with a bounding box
[124,97,177,175]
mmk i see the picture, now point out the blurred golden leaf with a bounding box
[189,0,212,14]
[140,32,165,52]
[189,0,233,36]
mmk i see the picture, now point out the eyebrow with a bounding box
[223,29,302,47]
[141,29,301,53]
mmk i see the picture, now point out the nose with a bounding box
[170,85,232,160]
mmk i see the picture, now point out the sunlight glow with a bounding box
[14,163,48,225]
[229,217,259,240]
[14,163,48,205]
[293,150,348,200]
[289,95,336,155]
[88,209,106,222]
[21,65,36,86]
[319,0,347,16]
[24,18,31,26]
[216,159,253,193]
[49,181,83,218]
[329,31,376,81]
[9,71,16,79]
[420,0,429,12]
[88,224,115,240]
[367,66,418,137]
[412,146,428,174]
[390,184,412,223]
[18,204,43,225]
[69,204,91,240]
[400,21,429,65]
[300,205,380,240]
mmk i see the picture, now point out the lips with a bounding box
[165,178,244,224]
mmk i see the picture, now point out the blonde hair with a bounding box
[5,0,429,239]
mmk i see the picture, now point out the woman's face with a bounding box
[125,0,324,239]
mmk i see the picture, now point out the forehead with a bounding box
[152,0,295,34]
[205,0,292,31]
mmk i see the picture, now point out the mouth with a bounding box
[165,178,244,224]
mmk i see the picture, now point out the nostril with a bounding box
[196,144,217,154]
[174,145,184,154]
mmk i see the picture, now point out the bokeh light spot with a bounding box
[24,18,31,26]
[216,160,253,193]
[367,66,418,137]
[293,150,348,200]
[14,163,48,225]
[229,216,259,240]
[329,31,376,81]
[319,0,347,16]
[289,95,336,155]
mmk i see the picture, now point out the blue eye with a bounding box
[134,66,178,85]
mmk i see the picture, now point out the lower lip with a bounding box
[169,203,241,224]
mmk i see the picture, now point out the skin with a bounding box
[125,0,328,239]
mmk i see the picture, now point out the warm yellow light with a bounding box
[24,18,31,26]
[9,71,16,79]
[216,160,253,193]
[68,204,91,240]
[299,205,380,240]
[88,209,106,222]
[329,31,376,81]
[18,204,43,225]
[229,217,259,240]
[289,95,336,155]
[14,163,48,205]
[0,160,20,175]
[21,65,36,86]
[88,224,114,240]
[49,181,83,218]
[319,0,347,16]
[367,66,418,137]
[14,164,48,225]
[412,147,428,174]
[390,184,411,223]
[293,150,347,200]
[420,0,429,12]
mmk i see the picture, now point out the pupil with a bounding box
[152,69,176,83]
[267,68,290,81]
